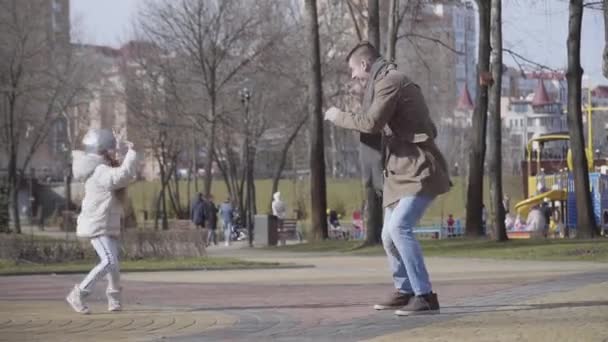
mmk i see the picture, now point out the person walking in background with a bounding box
[219,197,234,246]
[503,194,510,215]
[204,195,218,246]
[191,193,205,230]
[324,42,451,316]
[272,192,287,232]
[66,129,138,314]
[446,214,455,238]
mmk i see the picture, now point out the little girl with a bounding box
[66,128,137,314]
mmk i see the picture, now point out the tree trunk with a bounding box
[8,150,21,234]
[154,189,161,230]
[330,125,338,178]
[204,110,216,196]
[249,145,256,216]
[305,0,328,240]
[602,0,608,78]
[367,0,380,48]
[361,141,383,245]
[386,0,398,61]
[466,0,491,237]
[161,181,169,231]
[270,116,308,211]
[186,162,192,215]
[488,0,507,241]
[360,0,384,246]
[158,143,170,231]
[567,0,598,238]
[193,135,199,194]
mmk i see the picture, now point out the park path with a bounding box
[1,241,608,341]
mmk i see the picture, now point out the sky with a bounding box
[70,0,607,86]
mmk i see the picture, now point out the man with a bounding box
[203,195,218,246]
[503,194,510,215]
[191,193,205,230]
[218,197,234,246]
[325,42,451,316]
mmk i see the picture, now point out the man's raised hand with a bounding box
[324,106,342,122]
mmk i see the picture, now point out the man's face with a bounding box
[348,57,371,84]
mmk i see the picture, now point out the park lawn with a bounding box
[128,175,524,226]
[0,257,292,276]
[271,238,608,262]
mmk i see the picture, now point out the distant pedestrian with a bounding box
[204,195,218,246]
[191,193,205,230]
[272,192,287,232]
[219,197,234,246]
[503,194,510,214]
[446,214,455,237]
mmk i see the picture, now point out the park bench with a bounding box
[278,218,303,245]
[413,225,443,239]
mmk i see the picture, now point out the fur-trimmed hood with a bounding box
[72,150,106,182]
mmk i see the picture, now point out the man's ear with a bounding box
[361,60,368,72]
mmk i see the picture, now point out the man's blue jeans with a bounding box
[382,195,434,295]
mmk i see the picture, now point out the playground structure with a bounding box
[511,86,608,239]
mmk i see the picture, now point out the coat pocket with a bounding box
[387,143,430,179]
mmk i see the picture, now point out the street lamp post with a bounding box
[239,87,253,247]
[159,124,169,231]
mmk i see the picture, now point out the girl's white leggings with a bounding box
[79,235,121,292]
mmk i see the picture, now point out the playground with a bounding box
[508,92,608,239]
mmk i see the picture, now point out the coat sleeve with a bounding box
[96,149,138,191]
[333,78,400,133]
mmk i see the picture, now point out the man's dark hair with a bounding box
[346,41,380,63]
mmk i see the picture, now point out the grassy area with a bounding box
[128,175,525,226]
[270,238,608,262]
[0,257,299,276]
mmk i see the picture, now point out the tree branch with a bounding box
[398,32,463,55]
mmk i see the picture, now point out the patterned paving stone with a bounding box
[2,265,608,341]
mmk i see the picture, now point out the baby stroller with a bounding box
[230,212,248,241]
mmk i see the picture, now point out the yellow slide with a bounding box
[514,189,567,217]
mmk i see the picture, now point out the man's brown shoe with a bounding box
[373,291,413,310]
[394,292,440,316]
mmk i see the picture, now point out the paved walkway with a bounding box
[1,245,608,341]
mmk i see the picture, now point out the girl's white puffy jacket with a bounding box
[72,148,138,238]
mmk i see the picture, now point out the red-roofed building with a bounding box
[441,85,474,128]
[591,86,608,98]
[531,80,553,108]
[588,85,608,109]
[456,85,474,111]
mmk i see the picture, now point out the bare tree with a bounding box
[488,0,507,241]
[121,43,194,229]
[0,1,90,233]
[137,0,278,197]
[305,0,329,240]
[567,0,598,238]
[465,0,491,237]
